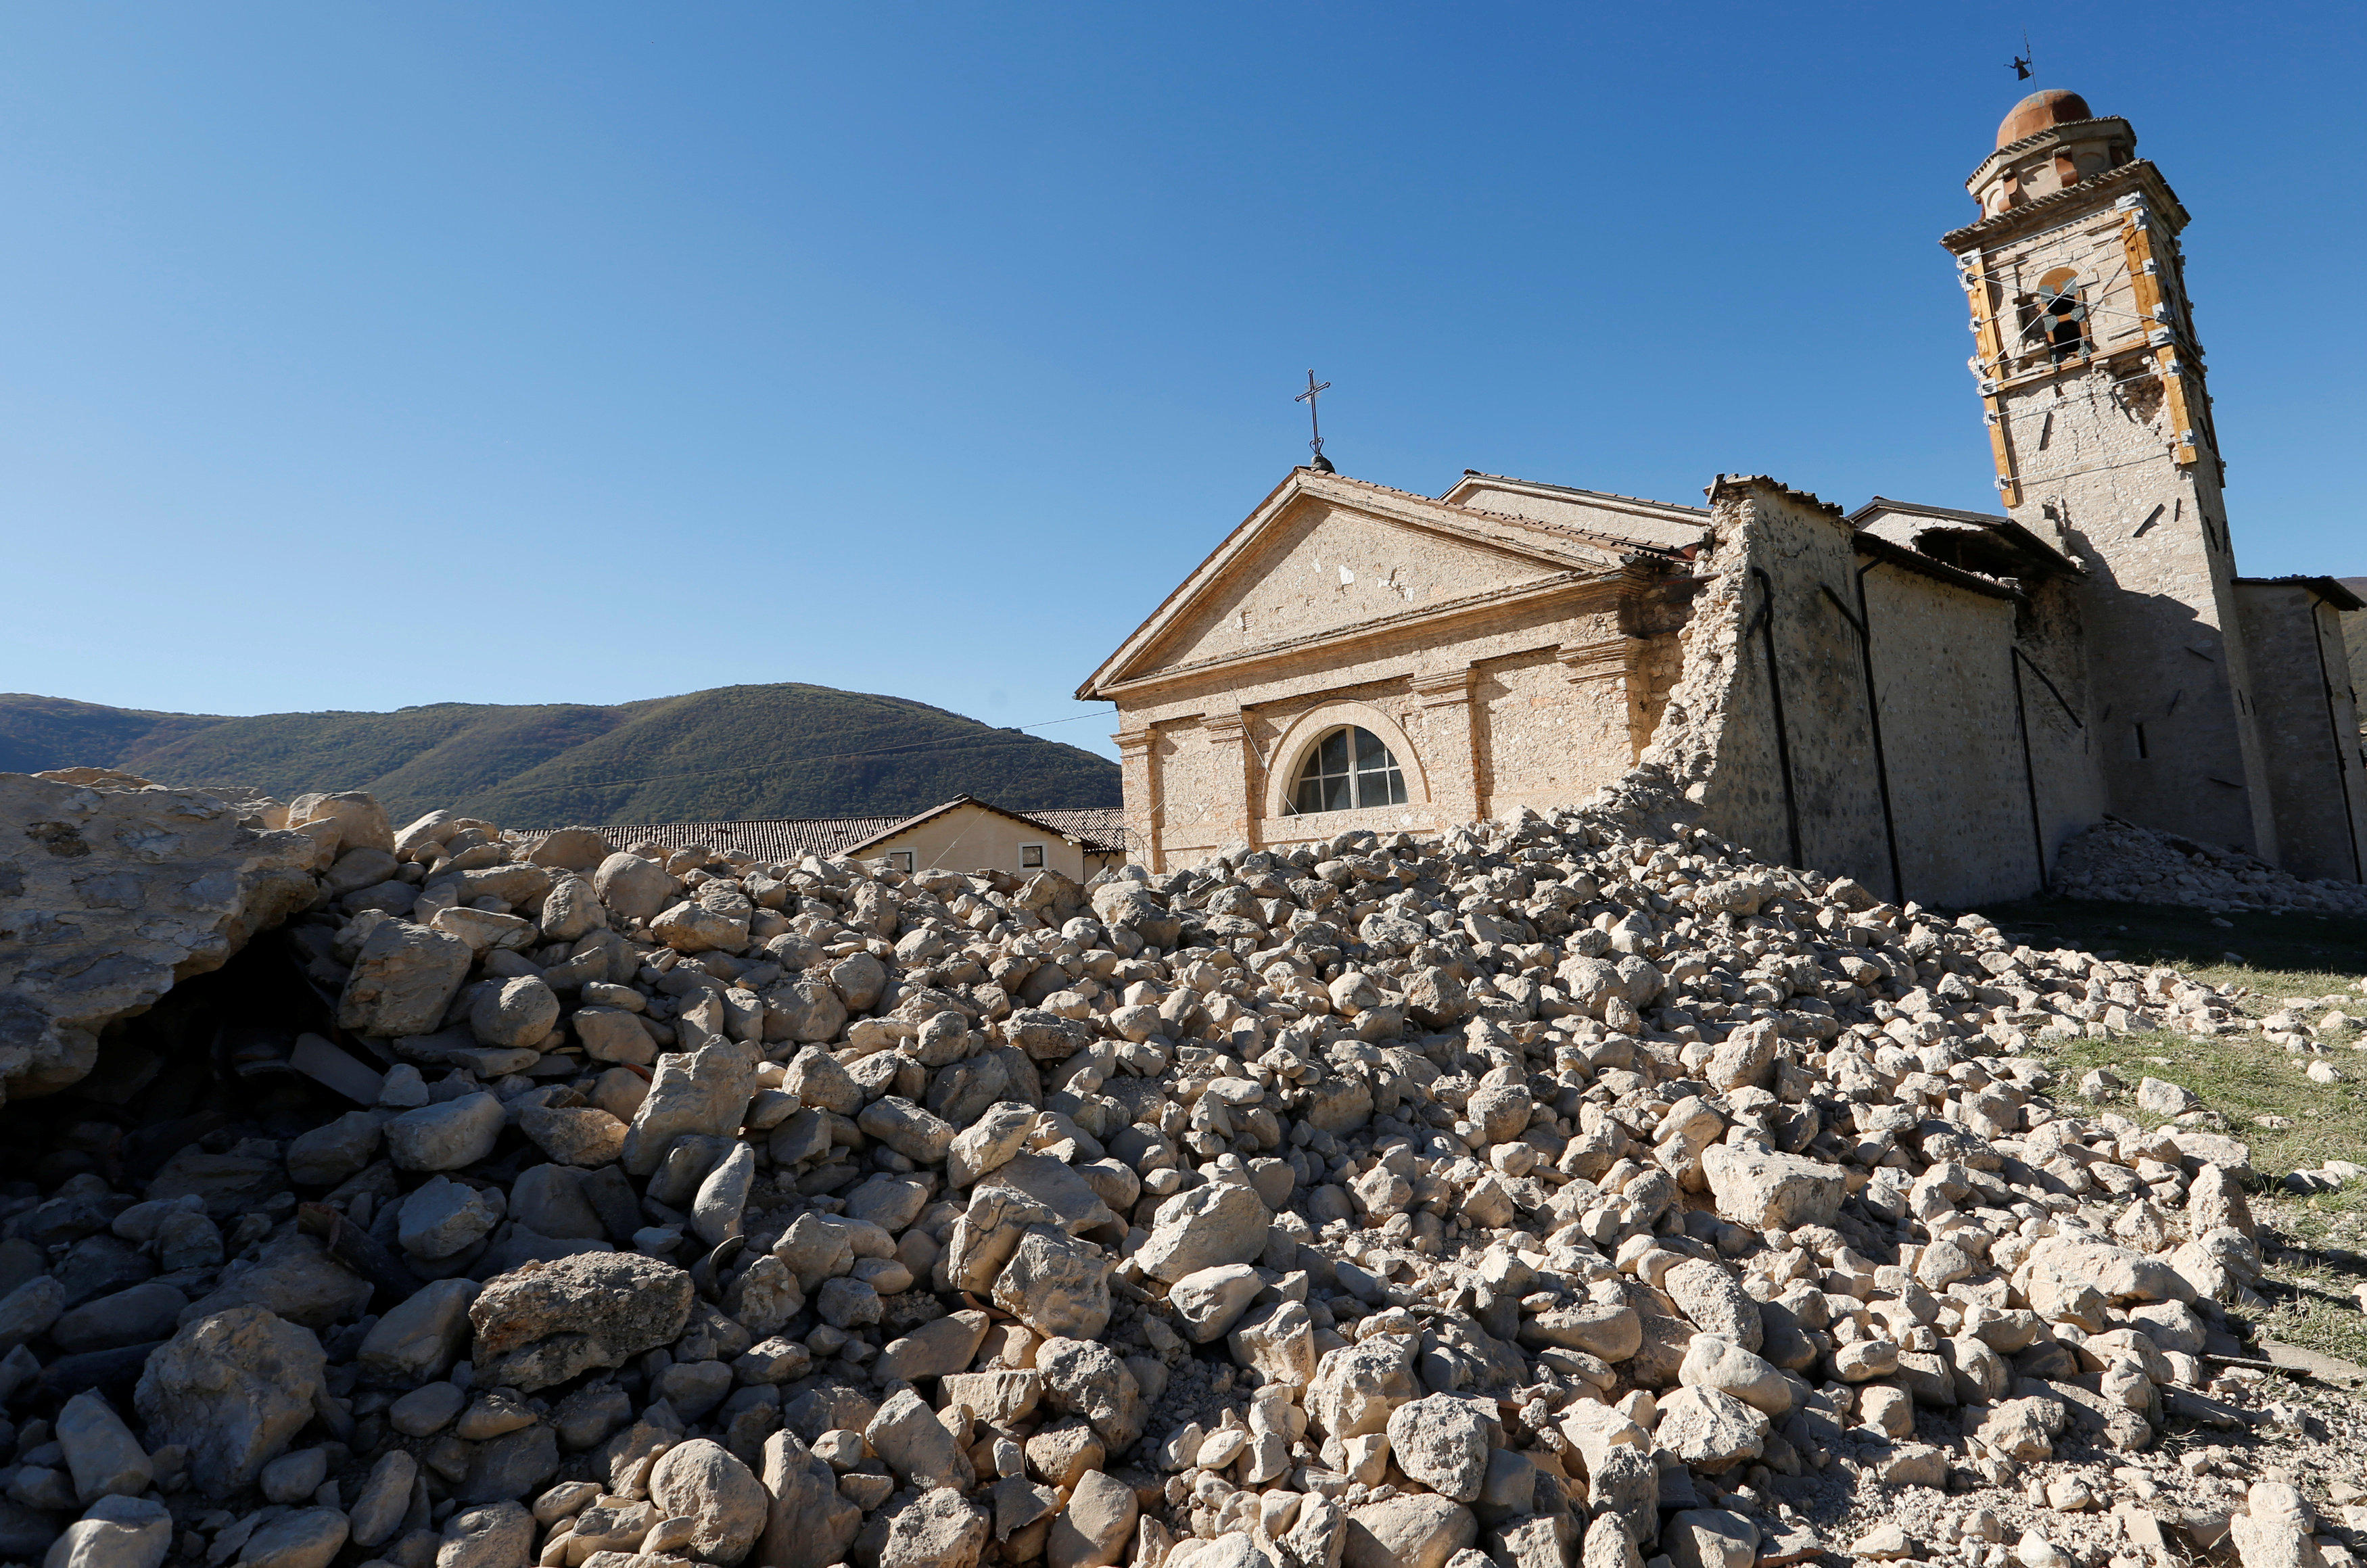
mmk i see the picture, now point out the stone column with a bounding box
[1113,728,1160,872]
[1409,667,1480,824]
[1202,709,1260,851]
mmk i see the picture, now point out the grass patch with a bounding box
[1971,897,2367,1367]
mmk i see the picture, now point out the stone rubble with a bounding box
[2050,819,2367,918]
[0,771,2359,1568]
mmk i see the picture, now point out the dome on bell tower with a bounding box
[1997,89,2094,147]
[1965,91,2134,218]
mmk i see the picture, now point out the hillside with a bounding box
[0,684,1119,826]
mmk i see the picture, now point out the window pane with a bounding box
[1355,727,1390,768]
[1322,774,1351,811]
[1383,769,1406,805]
[1319,730,1348,772]
[1294,777,1322,814]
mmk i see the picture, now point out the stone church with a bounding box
[1079,89,2366,905]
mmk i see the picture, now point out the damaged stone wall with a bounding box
[0,774,327,1106]
[1640,480,1891,903]
[1469,646,1634,826]
[2006,578,2112,893]
[2232,584,2367,885]
[1640,479,2118,910]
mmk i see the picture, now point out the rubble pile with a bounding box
[2051,819,2367,918]
[0,770,2350,1568]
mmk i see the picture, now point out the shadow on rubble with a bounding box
[0,929,360,1193]
[1979,897,2367,982]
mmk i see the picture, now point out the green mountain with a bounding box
[0,684,1120,828]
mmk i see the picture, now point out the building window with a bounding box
[886,851,915,874]
[1288,726,1408,814]
[2030,268,2088,364]
[1021,844,1045,869]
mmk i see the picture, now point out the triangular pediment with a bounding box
[1079,469,1632,696]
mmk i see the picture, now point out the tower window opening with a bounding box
[1288,726,1407,814]
[2031,269,2089,364]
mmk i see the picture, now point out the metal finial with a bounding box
[1295,370,1334,472]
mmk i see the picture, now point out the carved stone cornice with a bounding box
[1556,638,1633,683]
[1202,711,1250,744]
[1408,667,1474,707]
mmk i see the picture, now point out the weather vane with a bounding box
[2009,30,2034,80]
[1296,369,1334,473]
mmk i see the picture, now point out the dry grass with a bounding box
[1975,897,2367,1365]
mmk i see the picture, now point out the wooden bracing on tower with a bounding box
[1961,256,2023,507]
[2119,206,2201,468]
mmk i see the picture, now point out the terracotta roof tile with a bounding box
[1318,471,1687,559]
[1455,471,1711,517]
[536,805,1129,865]
[1942,159,2166,249]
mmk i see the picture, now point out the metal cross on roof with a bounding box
[1295,369,1334,472]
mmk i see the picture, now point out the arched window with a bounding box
[2032,268,2088,364]
[1289,726,1407,814]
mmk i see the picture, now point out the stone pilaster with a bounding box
[1558,635,1657,756]
[1409,667,1481,823]
[1202,709,1259,851]
[1113,728,1159,872]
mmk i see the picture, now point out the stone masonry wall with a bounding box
[1858,563,2047,906]
[1470,645,1634,824]
[2011,575,2113,880]
[2343,598,2367,746]
[2234,584,2367,883]
[1641,480,1891,897]
[1643,477,2103,909]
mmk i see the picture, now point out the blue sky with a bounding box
[5,3,2360,761]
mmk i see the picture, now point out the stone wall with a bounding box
[2343,589,2367,749]
[2013,575,2114,880]
[1860,563,2047,905]
[2234,583,2367,883]
[1642,479,1891,896]
[1642,477,2110,909]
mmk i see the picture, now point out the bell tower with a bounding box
[1945,89,2278,860]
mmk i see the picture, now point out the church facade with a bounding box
[1079,91,2365,904]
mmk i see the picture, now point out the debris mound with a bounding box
[0,771,2345,1568]
[2052,817,2367,916]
